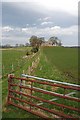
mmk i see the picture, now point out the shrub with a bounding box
[31,47,39,53]
[26,51,31,56]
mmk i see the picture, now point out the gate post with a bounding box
[7,74,14,105]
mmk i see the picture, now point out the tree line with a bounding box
[29,35,62,53]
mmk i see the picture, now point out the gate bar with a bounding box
[9,89,80,112]
[8,101,49,119]
[9,83,80,102]
[10,76,80,91]
[22,74,80,87]
[8,95,74,119]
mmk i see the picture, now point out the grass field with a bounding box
[2,47,31,76]
[35,46,78,84]
[1,46,79,118]
[34,46,79,117]
[2,47,40,118]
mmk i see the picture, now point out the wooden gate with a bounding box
[7,74,80,119]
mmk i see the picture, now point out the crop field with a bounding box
[1,46,79,118]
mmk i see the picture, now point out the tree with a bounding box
[29,35,38,47]
[49,36,62,46]
[29,36,45,53]
[29,35,39,53]
[38,37,45,46]
[31,47,38,53]
[58,40,62,46]
[15,44,19,47]
[29,36,45,47]
[25,43,30,47]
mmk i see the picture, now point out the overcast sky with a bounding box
[1,0,79,46]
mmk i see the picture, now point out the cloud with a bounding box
[38,17,51,21]
[41,21,53,26]
[33,23,36,26]
[2,26,14,32]
[22,28,28,32]
[2,25,77,46]
[1,1,78,46]
[3,25,78,36]
[21,25,77,36]
[2,0,78,16]
[43,17,51,21]
[26,24,29,26]
[2,25,77,36]
[51,26,61,30]
[2,36,29,46]
[2,2,77,28]
[50,25,77,36]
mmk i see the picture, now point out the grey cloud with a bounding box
[2,25,78,46]
[2,2,77,27]
[2,2,46,27]
[2,2,78,46]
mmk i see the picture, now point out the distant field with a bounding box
[35,47,78,84]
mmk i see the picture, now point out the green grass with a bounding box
[2,46,79,118]
[33,46,79,117]
[34,46,78,84]
[2,47,40,118]
[2,105,38,118]
[2,47,31,76]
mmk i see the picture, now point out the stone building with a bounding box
[42,39,61,46]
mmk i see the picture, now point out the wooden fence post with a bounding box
[12,64,14,71]
[2,65,5,75]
